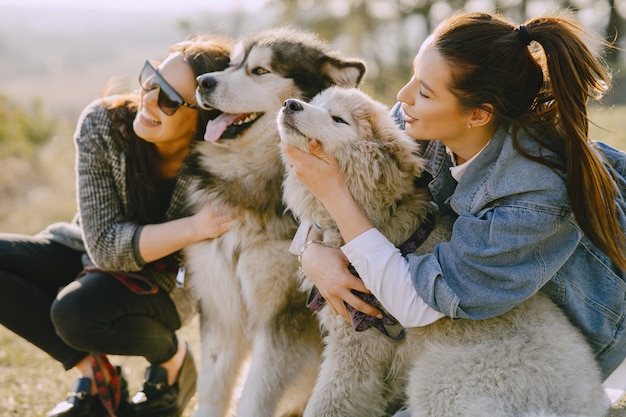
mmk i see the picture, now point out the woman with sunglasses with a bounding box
[0,34,233,417]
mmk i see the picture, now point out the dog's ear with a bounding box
[321,57,366,88]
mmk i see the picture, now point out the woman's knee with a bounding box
[50,279,104,348]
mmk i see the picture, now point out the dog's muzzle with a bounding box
[283,99,304,114]
[196,74,217,96]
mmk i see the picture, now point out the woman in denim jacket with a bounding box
[283,11,626,384]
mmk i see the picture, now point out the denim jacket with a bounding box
[395,105,626,378]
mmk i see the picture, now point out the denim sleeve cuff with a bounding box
[407,253,460,318]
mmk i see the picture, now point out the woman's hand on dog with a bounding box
[136,201,236,263]
[282,140,374,243]
[191,201,236,241]
[282,139,345,204]
[284,139,384,321]
[302,235,383,323]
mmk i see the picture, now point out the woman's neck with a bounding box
[447,125,496,165]
[154,142,190,181]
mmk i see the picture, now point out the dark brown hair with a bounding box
[104,34,232,224]
[432,12,625,269]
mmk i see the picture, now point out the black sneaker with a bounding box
[46,366,132,417]
[132,344,197,417]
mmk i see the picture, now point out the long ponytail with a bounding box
[433,12,625,269]
[522,16,625,270]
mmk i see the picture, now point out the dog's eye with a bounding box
[252,67,270,75]
[332,116,349,125]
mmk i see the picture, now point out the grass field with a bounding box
[1,105,625,416]
[0,318,202,417]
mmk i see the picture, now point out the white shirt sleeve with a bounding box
[341,228,445,327]
[289,220,313,256]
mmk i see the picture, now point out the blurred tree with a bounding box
[606,0,624,64]
[269,0,623,103]
[0,95,58,158]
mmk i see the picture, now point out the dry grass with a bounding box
[612,402,626,417]
[0,317,202,417]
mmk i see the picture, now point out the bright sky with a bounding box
[0,0,268,13]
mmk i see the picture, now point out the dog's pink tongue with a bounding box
[204,113,235,142]
[204,113,251,142]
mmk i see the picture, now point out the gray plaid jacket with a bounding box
[38,96,198,325]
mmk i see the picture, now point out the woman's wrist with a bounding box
[187,212,204,242]
[323,188,373,243]
[298,239,325,274]
[297,226,325,273]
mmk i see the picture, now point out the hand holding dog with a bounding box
[301,240,383,323]
[282,139,345,204]
[191,200,235,241]
[283,140,383,321]
[282,139,373,242]
[136,201,235,264]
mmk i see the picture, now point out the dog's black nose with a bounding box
[197,74,217,92]
[283,99,303,114]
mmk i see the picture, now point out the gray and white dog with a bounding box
[185,29,366,417]
[278,86,606,417]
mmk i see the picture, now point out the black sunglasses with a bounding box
[139,60,197,116]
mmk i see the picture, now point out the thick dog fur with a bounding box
[278,86,606,417]
[184,29,366,417]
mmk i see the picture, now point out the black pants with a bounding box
[0,233,180,370]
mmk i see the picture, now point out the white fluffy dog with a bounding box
[278,86,606,417]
